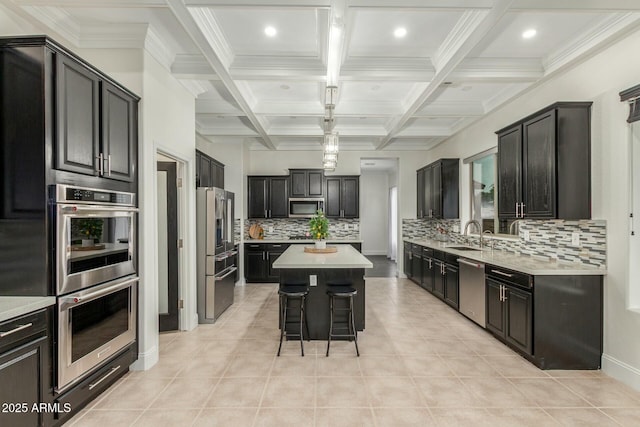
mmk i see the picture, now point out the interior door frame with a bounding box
[155,149,191,331]
[157,161,179,331]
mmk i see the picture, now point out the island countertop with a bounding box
[273,244,373,269]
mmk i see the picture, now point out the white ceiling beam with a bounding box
[167,0,276,149]
[184,0,330,6]
[376,0,514,150]
[415,101,485,117]
[12,0,166,6]
[450,57,543,82]
[512,0,640,11]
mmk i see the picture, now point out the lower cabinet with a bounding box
[421,249,435,292]
[432,260,445,299]
[443,263,459,310]
[266,244,287,282]
[0,308,52,427]
[411,245,422,287]
[486,277,533,355]
[403,243,413,280]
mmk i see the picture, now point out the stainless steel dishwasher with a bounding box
[458,258,486,328]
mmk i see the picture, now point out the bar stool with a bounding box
[326,281,359,357]
[277,282,310,357]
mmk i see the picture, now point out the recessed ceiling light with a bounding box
[394,27,407,38]
[280,84,290,90]
[522,28,537,39]
[264,26,277,37]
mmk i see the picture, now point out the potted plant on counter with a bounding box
[309,209,329,249]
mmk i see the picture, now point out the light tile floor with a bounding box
[67,278,640,426]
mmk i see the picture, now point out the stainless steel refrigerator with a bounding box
[196,187,237,323]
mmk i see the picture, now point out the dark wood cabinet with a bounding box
[195,150,224,188]
[496,102,591,220]
[421,248,435,292]
[247,176,288,219]
[56,54,100,178]
[417,159,459,219]
[403,242,413,280]
[325,175,359,218]
[56,53,137,182]
[411,245,422,287]
[289,169,324,198]
[0,308,52,427]
[486,276,532,355]
[245,243,291,283]
[443,263,459,309]
[432,261,445,299]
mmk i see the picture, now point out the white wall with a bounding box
[360,171,389,255]
[431,27,640,391]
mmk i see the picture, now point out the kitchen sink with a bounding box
[446,246,482,251]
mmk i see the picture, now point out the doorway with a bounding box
[157,160,179,331]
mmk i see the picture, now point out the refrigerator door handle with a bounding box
[215,267,238,281]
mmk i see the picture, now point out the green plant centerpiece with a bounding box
[77,218,104,246]
[309,209,329,249]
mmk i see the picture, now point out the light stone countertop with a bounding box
[273,244,373,269]
[0,296,56,323]
[404,238,607,276]
[244,238,363,244]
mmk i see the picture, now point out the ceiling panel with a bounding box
[347,9,464,58]
[338,81,428,104]
[429,82,515,102]
[210,7,326,56]
[472,11,613,58]
[240,80,324,102]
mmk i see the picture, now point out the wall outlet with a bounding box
[571,232,580,247]
[309,275,317,287]
[268,226,274,233]
[523,230,531,241]
[344,223,349,230]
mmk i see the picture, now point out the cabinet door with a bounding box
[102,82,136,182]
[416,169,425,218]
[341,177,359,218]
[268,177,289,218]
[523,110,556,218]
[290,171,306,197]
[308,171,324,197]
[56,54,100,176]
[424,166,434,217]
[486,279,505,337]
[403,244,412,279]
[211,161,224,189]
[505,286,533,355]
[441,160,459,219]
[245,249,266,282]
[431,162,442,218]
[325,177,342,217]
[443,264,459,309]
[247,177,267,218]
[195,151,202,186]
[412,254,422,286]
[267,251,284,281]
[199,155,212,188]
[497,125,523,218]
[0,336,47,427]
[433,262,445,299]
[422,256,434,292]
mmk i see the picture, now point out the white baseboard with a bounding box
[362,250,389,256]
[602,353,640,392]
[130,345,159,371]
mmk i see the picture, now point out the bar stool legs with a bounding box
[277,288,310,357]
[326,288,359,357]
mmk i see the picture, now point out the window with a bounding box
[467,151,498,234]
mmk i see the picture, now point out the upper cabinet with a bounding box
[325,175,359,218]
[0,36,139,188]
[247,176,289,219]
[496,102,592,220]
[289,169,324,198]
[56,52,137,182]
[417,159,459,219]
[196,150,224,188]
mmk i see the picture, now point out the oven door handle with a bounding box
[60,276,138,310]
[59,205,139,213]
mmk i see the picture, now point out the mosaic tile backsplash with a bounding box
[244,218,360,240]
[402,218,607,268]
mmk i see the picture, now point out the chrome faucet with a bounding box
[463,220,482,248]
[483,230,494,251]
[509,219,524,236]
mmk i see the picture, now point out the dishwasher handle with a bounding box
[457,258,484,269]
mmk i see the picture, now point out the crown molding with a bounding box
[451,57,544,82]
[187,6,235,68]
[172,54,218,78]
[179,79,214,96]
[21,5,81,46]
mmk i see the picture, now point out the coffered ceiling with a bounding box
[5,0,640,151]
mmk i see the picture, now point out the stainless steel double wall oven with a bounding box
[52,184,138,391]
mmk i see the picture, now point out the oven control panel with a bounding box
[55,185,135,206]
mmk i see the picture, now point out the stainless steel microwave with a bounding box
[289,198,324,218]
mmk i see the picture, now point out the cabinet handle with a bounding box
[272,244,282,248]
[515,202,519,218]
[499,285,503,302]
[428,259,432,268]
[89,365,121,391]
[96,153,103,175]
[520,203,526,217]
[0,322,33,338]
[269,210,272,218]
[409,252,412,260]
[264,210,268,218]
[107,154,112,176]
[491,269,514,278]
[262,252,265,261]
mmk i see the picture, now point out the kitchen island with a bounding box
[272,244,373,340]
